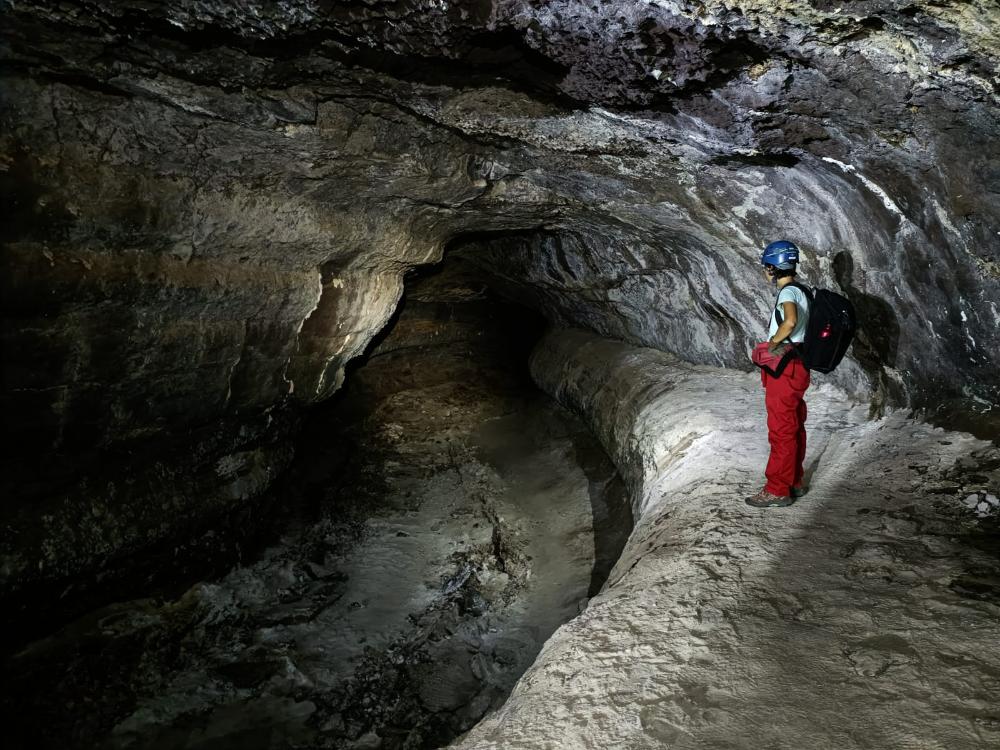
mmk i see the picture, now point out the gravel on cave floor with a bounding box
[5,362,627,750]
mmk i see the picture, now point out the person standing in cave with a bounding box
[746,240,811,508]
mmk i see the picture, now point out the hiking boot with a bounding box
[790,485,808,499]
[745,488,795,508]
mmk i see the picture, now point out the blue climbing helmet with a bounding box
[761,240,800,270]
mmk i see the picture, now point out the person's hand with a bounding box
[768,340,786,355]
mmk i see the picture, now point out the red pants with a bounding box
[761,359,810,496]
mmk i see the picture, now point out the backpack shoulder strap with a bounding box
[772,289,783,324]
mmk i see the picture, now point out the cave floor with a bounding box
[6,325,997,750]
[456,331,1000,750]
[6,358,628,750]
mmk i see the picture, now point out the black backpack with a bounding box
[775,282,857,374]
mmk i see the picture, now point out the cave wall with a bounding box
[2,1,998,625]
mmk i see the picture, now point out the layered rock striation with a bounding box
[2,1,998,632]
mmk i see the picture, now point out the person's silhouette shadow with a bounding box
[833,251,902,417]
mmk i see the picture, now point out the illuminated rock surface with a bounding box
[3,2,998,608]
[453,329,1000,749]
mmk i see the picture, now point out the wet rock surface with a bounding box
[453,329,1000,749]
[1,264,630,750]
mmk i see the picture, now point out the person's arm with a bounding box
[768,301,797,352]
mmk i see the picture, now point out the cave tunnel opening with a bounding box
[3,248,633,750]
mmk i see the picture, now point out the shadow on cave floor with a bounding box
[731,401,1000,749]
[831,250,998,443]
[3,258,632,750]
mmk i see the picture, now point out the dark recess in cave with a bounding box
[1,254,633,750]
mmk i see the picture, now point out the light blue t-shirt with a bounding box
[768,285,810,343]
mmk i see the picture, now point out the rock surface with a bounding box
[452,328,1000,749]
[1,263,631,749]
[3,0,999,649]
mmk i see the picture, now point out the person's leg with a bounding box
[764,361,809,496]
[793,395,808,488]
[764,374,799,497]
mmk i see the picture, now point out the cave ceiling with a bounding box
[4,0,999,436]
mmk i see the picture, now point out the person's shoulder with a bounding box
[777,284,809,311]
[778,284,806,301]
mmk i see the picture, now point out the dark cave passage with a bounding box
[3,256,632,750]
